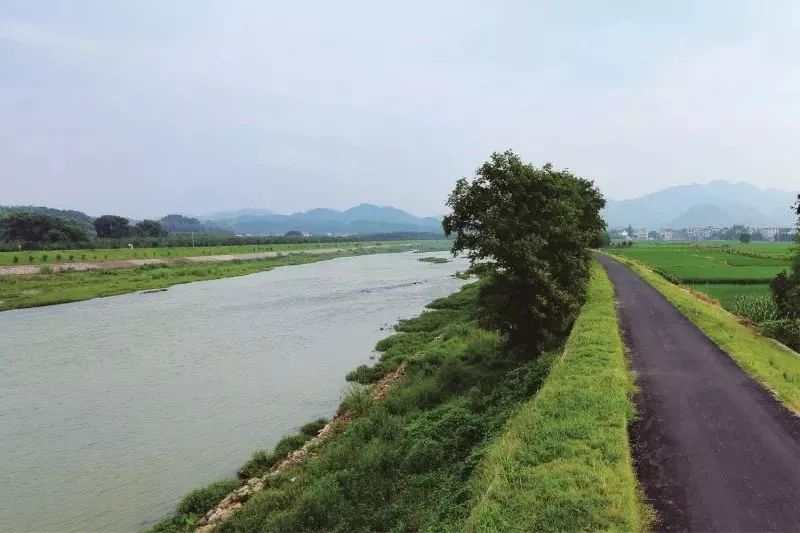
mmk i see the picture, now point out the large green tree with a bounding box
[443,150,606,353]
[94,215,131,238]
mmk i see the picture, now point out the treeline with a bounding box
[0,209,447,251]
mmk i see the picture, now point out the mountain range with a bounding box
[200,203,443,235]
[603,181,798,229]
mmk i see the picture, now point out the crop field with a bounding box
[0,240,451,266]
[610,241,794,313]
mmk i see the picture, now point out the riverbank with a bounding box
[0,240,451,310]
[149,262,643,531]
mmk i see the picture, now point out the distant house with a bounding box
[659,228,675,241]
[759,227,780,241]
[634,229,649,240]
[686,226,715,240]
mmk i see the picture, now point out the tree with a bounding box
[771,194,800,318]
[443,151,606,353]
[132,219,166,237]
[0,212,88,243]
[739,232,751,243]
[94,215,131,238]
[626,224,634,238]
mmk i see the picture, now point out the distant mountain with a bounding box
[603,181,798,229]
[203,203,443,235]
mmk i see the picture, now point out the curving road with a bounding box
[596,254,800,532]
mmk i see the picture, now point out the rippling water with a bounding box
[0,251,468,532]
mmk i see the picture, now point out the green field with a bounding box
[0,240,449,265]
[608,241,795,317]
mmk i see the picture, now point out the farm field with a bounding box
[0,240,450,266]
[610,241,793,314]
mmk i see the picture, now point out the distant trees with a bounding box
[94,215,131,238]
[739,232,751,243]
[0,212,88,243]
[443,151,606,354]
[132,219,166,237]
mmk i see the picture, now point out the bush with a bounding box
[238,433,313,479]
[41,254,48,262]
[300,418,328,436]
[39,265,52,274]
[339,383,374,417]
[12,256,18,263]
[759,319,800,351]
[55,254,62,262]
[177,478,241,516]
[28,255,34,263]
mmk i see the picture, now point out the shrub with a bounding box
[300,418,328,436]
[759,319,800,351]
[28,255,34,263]
[177,478,240,516]
[239,433,313,479]
[55,254,62,261]
[12,256,18,263]
[39,265,52,274]
[339,383,374,417]
[41,254,48,262]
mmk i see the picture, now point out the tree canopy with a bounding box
[94,215,131,238]
[0,212,88,243]
[132,219,166,237]
[443,150,606,353]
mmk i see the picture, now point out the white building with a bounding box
[634,229,649,239]
[759,227,780,241]
[659,228,675,241]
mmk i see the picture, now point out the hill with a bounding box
[204,203,443,235]
[0,205,96,235]
[603,181,797,229]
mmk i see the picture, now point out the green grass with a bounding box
[467,262,649,532]
[608,253,800,415]
[0,239,452,265]
[0,242,450,311]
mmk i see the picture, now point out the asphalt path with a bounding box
[596,254,800,532]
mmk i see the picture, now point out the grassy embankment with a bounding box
[467,263,649,531]
[607,252,800,415]
[151,262,647,532]
[0,241,450,311]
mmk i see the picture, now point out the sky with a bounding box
[2,1,799,218]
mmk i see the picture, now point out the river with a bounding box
[0,251,469,532]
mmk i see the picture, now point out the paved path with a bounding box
[596,254,800,532]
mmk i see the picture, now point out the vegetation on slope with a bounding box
[467,263,649,532]
[608,253,800,415]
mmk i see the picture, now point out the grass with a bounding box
[418,256,451,264]
[686,283,771,310]
[607,253,800,415]
[467,262,649,532]
[0,242,450,311]
[0,239,452,265]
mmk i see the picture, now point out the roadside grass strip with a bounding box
[608,253,800,415]
[467,262,649,532]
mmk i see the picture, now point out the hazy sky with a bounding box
[2,1,799,218]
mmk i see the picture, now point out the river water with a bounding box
[0,251,469,532]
